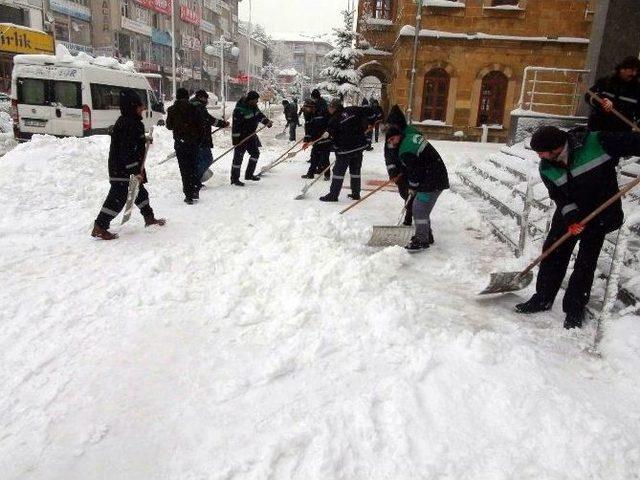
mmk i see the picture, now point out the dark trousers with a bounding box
[374,123,380,143]
[397,177,414,225]
[231,136,260,181]
[288,122,296,141]
[95,181,153,230]
[535,211,607,315]
[175,141,198,199]
[196,146,213,182]
[306,147,331,178]
[328,151,363,198]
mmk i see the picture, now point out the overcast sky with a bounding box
[238,0,350,37]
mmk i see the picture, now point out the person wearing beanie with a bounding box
[282,99,298,141]
[319,98,372,202]
[230,90,273,186]
[516,124,640,329]
[383,105,413,226]
[166,87,201,204]
[301,98,332,181]
[190,90,229,192]
[585,55,640,132]
[92,88,165,240]
[369,99,384,143]
[311,89,328,115]
[385,120,449,252]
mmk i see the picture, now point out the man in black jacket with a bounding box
[515,125,640,329]
[231,90,273,186]
[191,90,229,189]
[386,122,450,251]
[301,98,331,180]
[320,98,371,202]
[282,99,298,141]
[92,89,165,240]
[585,56,640,132]
[311,89,328,116]
[166,88,200,204]
[370,99,384,143]
[385,105,413,225]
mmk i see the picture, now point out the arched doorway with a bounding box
[357,62,392,114]
[421,68,450,122]
[359,75,383,103]
[477,71,509,126]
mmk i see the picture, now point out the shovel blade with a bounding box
[367,226,414,247]
[201,169,214,183]
[275,132,287,140]
[294,192,306,200]
[479,271,534,295]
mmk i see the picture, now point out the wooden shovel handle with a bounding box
[211,124,268,165]
[520,175,640,278]
[340,176,400,215]
[586,90,640,132]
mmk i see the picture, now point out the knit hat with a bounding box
[195,89,209,99]
[616,56,640,71]
[247,90,260,101]
[329,98,343,110]
[311,89,321,99]
[303,98,316,108]
[530,126,568,152]
[282,99,289,105]
[119,88,143,116]
[176,88,189,100]
[386,105,407,131]
[385,125,403,138]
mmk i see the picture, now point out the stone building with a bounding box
[357,0,598,141]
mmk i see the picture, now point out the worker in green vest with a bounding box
[516,125,640,329]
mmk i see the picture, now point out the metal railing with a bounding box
[517,66,590,116]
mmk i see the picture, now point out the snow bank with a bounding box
[398,26,590,44]
[2,131,640,479]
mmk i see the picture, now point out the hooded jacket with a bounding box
[539,127,640,232]
[385,105,409,178]
[398,126,450,192]
[107,90,148,182]
[166,98,200,145]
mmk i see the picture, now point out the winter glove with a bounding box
[321,132,330,139]
[222,120,230,128]
[568,223,584,236]
[267,121,273,128]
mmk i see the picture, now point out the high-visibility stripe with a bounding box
[126,162,138,169]
[415,219,430,225]
[417,140,430,155]
[248,157,258,163]
[232,165,241,170]
[350,175,361,178]
[136,199,150,208]
[338,145,366,155]
[386,164,397,171]
[571,153,611,177]
[601,91,615,98]
[561,203,578,216]
[110,177,130,182]
[100,207,119,217]
[333,175,344,180]
[619,96,638,104]
[340,115,355,124]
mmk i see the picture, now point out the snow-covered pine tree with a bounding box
[317,9,366,101]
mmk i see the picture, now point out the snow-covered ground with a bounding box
[2,119,640,479]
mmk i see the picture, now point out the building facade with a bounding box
[357,0,597,141]
[237,22,265,89]
[271,33,333,86]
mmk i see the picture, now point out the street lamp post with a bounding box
[407,0,423,124]
[171,0,177,100]
[206,37,240,119]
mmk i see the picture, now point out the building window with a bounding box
[422,68,449,122]
[373,0,393,20]
[121,0,130,18]
[477,70,508,126]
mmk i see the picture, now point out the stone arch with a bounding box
[358,61,392,113]
[415,60,458,125]
[470,64,518,129]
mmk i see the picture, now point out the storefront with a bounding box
[0,23,54,92]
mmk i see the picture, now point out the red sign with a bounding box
[180,5,201,25]
[135,0,172,16]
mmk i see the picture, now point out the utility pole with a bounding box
[407,0,423,124]
[171,0,177,100]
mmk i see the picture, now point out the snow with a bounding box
[360,47,392,56]
[398,26,590,44]
[415,119,449,126]
[483,4,524,10]
[424,0,466,8]
[2,124,640,479]
[363,17,394,26]
[14,45,138,73]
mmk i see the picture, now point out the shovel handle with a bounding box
[586,90,640,132]
[260,138,304,174]
[340,176,400,215]
[211,124,268,165]
[519,175,640,278]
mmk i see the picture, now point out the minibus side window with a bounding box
[17,78,47,106]
[52,81,82,108]
[90,84,123,110]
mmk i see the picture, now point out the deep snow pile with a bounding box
[2,124,640,480]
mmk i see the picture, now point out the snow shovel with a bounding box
[480,175,640,295]
[258,138,304,176]
[275,124,289,140]
[367,194,415,247]
[122,127,154,225]
[586,90,640,132]
[209,124,268,166]
[294,161,335,200]
[340,176,400,215]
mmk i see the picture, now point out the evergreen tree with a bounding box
[317,9,366,100]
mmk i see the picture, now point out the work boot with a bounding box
[184,197,195,205]
[405,236,429,252]
[515,294,553,314]
[144,216,166,227]
[245,175,261,181]
[231,179,245,187]
[324,173,331,181]
[91,223,118,240]
[301,173,315,179]
[348,193,361,201]
[428,229,435,245]
[564,310,584,330]
[193,190,199,200]
[319,194,339,202]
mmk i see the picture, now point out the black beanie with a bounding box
[195,89,209,99]
[311,89,321,99]
[617,56,640,71]
[176,88,189,100]
[386,125,403,138]
[530,126,568,152]
[247,90,260,101]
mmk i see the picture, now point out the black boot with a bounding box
[301,173,315,179]
[184,197,195,205]
[245,158,260,181]
[405,236,429,252]
[515,294,553,314]
[319,194,339,202]
[231,179,245,187]
[564,310,584,330]
[428,229,434,245]
[348,193,361,201]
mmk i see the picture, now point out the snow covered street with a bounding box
[2,125,640,479]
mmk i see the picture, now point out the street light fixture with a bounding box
[206,37,240,118]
